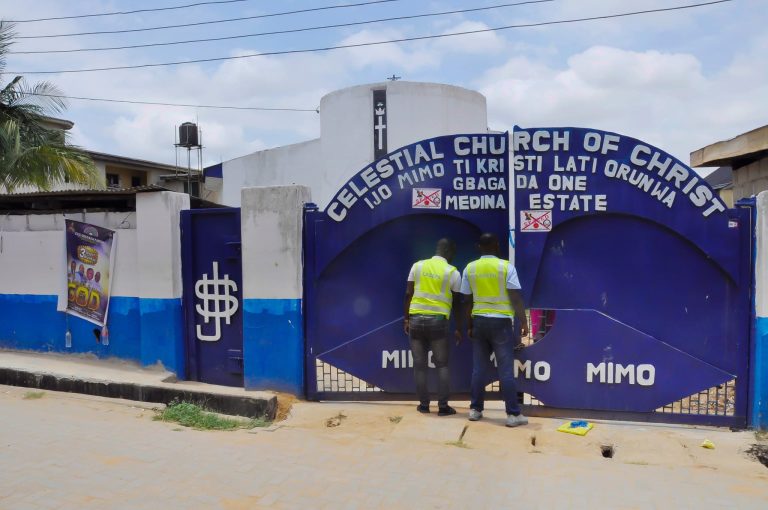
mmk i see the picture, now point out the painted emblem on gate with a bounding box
[520,210,552,232]
[194,261,239,342]
[412,188,442,209]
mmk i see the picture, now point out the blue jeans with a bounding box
[470,316,521,415]
[408,314,450,407]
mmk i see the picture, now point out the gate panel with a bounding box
[309,214,479,394]
[305,134,509,400]
[181,208,243,387]
[513,127,751,427]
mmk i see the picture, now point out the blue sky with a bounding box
[1,0,765,169]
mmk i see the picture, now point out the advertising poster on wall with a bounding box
[65,220,116,326]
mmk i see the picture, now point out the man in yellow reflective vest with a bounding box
[461,233,530,427]
[404,238,462,415]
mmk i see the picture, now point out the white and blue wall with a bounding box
[752,190,768,430]
[0,191,189,374]
[135,191,190,373]
[240,186,311,394]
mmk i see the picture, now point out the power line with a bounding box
[10,0,734,75]
[6,0,251,23]
[15,0,402,39]
[24,92,319,112]
[11,0,554,55]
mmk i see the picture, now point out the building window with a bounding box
[106,173,120,189]
[131,176,142,187]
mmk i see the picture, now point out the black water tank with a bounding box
[178,122,199,147]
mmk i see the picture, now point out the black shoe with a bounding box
[438,405,457,416]
[416,404,430,413]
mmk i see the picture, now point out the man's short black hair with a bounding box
[477,232,498,248]
[435,238,456,256]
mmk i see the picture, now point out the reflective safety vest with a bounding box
[409,257,458,318]
[466,257,514,317]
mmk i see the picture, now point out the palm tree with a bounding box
[0,21,100,192]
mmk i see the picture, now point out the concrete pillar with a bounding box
[136,191,190,373]
[240,185,311,394]
[753,190,768,429]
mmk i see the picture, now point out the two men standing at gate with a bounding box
[404,233,529,427]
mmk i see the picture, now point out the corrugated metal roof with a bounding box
[0,185,221,211]
[703,166,733,190]
[0,184,169,198]
[86,150,198,174]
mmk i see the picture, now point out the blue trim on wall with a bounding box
[204,163,223,179]
[0,294,184,374]
[139,298,185,374]
[0,294,140,361]
[753,316,768,429]
[242,298,303,394]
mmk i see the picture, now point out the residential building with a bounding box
[691,124,768,202]
[1,116,216,202]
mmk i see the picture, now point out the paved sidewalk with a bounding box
[1,384,766,510]
[0,349,276,418]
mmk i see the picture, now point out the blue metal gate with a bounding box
[305,130,752,427]
[181,208,244,387]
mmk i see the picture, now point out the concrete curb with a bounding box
[0,367,277,420]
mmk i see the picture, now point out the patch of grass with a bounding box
[755,430,768,442]
[389,416,403,424]
[23,391,45,400]
[154,401,270,431]
[246,416,272,429]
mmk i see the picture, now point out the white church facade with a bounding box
[213,81,491,208]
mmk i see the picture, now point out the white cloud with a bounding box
[43,24,447,165]
[4,0,765,173]
[478,41,768,162]
[108,107,267,165]
[433,21,506,54]
[337,28,439,72]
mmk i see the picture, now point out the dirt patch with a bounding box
[326,412,347,428]
[220,495,262,510]
[745,444,768,469]
[273,392,298,422]
[446,424,471,448]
